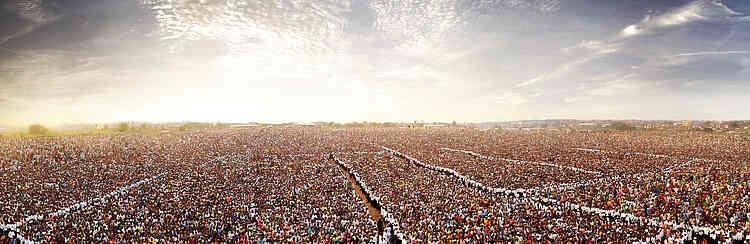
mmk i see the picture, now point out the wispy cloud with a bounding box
[562,40,618,54]
[672,51,749,57]
[516,48,616,88]
[516,76,543,88]
[564,74,639,103]
[620,0,741,37]
[589,75,639,96]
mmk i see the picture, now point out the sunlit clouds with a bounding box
[1,0,750,127]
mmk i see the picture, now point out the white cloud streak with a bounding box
[620,0,742,37]
[672,51,749,57]
[516,48,615,88]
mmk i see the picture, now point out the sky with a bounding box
[0,0,749,127]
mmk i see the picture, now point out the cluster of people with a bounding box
[570,131,750,163]
[2,126,749,242]
[546,158,750,241]
[435,149,598,189]
[366,128,750,242]
[378,129,682,177]
[1,128,379,243]
[0,135,163,226]
[336,151,672,242]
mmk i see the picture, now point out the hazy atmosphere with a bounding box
[1,0,749,126]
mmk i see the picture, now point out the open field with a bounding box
[1,127,749,243]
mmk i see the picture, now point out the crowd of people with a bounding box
[546,158,750,241]
[1,129,378,243]
[1,126,749,242]
[570,131,750,163]
[368,128,750,242]
[377,129,684,176]
[336,151,671,242]
[1,135,162,225]
[434,149,598,189]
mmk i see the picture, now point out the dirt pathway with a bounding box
[330,158,382,221]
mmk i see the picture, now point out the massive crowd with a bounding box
[1,127,748,242]
[1,129,377,243]
[370,128,750,242]
[337,152,667,242]
[15,155,375,243]
[546,158,750,240]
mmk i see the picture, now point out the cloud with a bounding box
[563,40,618,54]
[621,24,643,37]
[517,38,628,88]
[3,0,60,23]
[515,77,542,88]
[3,0,750,125]
[563,74,639,103]
[142,0,350,55]
[640,57,746,89]
[589,75,639,96]
[672,50,749,56]
[515,48,616,88]
[620,0,743,37]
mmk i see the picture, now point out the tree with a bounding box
[28,124,48,135]
[117,122,129,132]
